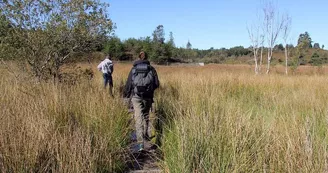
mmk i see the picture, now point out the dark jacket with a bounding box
[123,60,160,99]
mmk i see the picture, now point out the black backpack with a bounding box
[132,64,154,97]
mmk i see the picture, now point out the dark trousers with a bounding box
[103,73,113,97]
[103,73,113,88]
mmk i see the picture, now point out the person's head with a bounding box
[105,55,110,60]
[138,51,148,60]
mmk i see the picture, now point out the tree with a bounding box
[140,36,153,57]
[0,0,114,81]
[167,32,176,58]
[259,34,265,73]
[297,32,312,48]
[247,20,261,74]
[186,40,192,49]
[151,25,169,62]
[152,25,165,44]
[310,52,322,66]
[124,38,142,59]
[293,38,309,69]
[168,32,175,47]
[287,44,294,48]
[322,45,325,49]
[274,44,284,51]
[0,12,14,60]
[313,43,320,49]
[282,14,292,75]
[228,46,250,57]
[263,1,286,74]
[103,36,124,60]
[322,52,328,63]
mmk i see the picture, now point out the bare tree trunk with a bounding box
[285,44,288,75]
[247,26,260,74]
[255,58,259,74]
[263,1,286,75]
[260,46,263,73]
[266,49,272,74]
[254,49,259,74]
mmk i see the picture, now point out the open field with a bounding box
[1,62,328,172]
[157,64,328,172]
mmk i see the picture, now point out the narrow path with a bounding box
[126,132,162,173]
[123,104,165,173]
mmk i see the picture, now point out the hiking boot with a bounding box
[144,142,157,152]
[137,144,144,152]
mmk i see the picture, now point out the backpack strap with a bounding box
[133,64,150,78]
[134,64,150,73]
[132,68,136,81]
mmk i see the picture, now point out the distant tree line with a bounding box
[103,25,252,64]
[104,25,328,68]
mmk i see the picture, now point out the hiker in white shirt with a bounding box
[97,56,114,97]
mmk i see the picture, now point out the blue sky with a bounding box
[105,0,328,50]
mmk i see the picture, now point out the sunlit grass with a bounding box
[1,62,328,172]
[0,63,131,172]
[157,65,328,172]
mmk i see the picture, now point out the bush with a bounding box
[309,52,322,66]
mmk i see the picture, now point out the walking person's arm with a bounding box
[97,62,103,71]
[123,69,133,98]
[111,63,114,74]
[152,67,160,90]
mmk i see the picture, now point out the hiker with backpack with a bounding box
[97,55,114,97]
[123,51,160,152]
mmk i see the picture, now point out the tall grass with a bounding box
[157,66,328,172]
[0,63,131,172]
[2,62,328,172]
